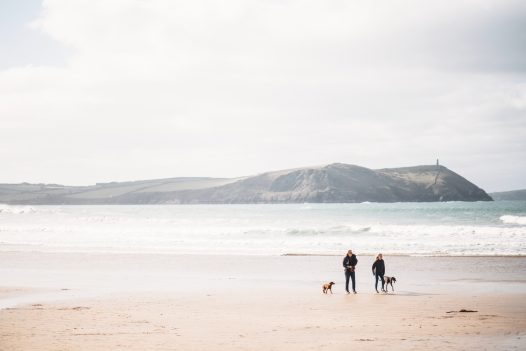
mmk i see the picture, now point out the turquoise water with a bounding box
[1,201,525,256]
[290,201,526,226]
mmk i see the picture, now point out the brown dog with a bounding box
[322,282,335,294]
[383,276,396,292]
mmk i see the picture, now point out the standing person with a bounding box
[343,249,358,294]
[372,253,385,293]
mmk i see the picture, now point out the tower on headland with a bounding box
[434,158,441,186]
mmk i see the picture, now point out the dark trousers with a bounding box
[345,270,356,292]
[375,273,385,291]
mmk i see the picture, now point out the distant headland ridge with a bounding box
[0,163,493,204]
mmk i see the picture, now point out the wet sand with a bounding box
[1,252,525,350]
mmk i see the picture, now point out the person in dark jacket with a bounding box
[372,253,385,293]
[343,249,358,294]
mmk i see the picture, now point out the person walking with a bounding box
[372,253,385,293]
[343,249,358,294]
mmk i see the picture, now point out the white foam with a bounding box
[500,215,526,225]
[0,204,36,214]
[0,205,525,256]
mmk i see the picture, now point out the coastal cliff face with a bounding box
[0,163,492,204]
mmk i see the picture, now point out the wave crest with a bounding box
[500,215,526,225]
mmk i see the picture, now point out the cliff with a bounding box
[0,163,492,204]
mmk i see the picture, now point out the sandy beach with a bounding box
[1,252,525,350]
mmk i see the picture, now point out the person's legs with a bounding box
[350,271,356,293]
[375,273,380,292]
[380,273,385,291]
[345,270,351,293]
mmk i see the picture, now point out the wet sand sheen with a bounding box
[1,253,525,350]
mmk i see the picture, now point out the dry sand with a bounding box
[1,253,525,350]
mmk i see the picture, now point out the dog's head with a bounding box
[329,282,335,287]
[391,277,396,283]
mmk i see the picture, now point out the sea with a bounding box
[1,201,525,256]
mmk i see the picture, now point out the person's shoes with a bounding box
[346,290,350,294]
[353,290,357,294]
[376,289,379,293]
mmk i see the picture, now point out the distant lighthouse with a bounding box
[436,158,439,166]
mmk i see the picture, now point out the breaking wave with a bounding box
[500,215,526,225]
[1,203,525,256]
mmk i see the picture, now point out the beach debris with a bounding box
[57,306,90,311]
[446,309,478,313]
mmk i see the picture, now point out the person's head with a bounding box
[377,253,383,260]
[347,249,353,256]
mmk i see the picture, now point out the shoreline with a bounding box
[282,252,526,257]
[1,250,525,258]
[0,252,526,351]
[1,253,525,350]
[2,251,525,300]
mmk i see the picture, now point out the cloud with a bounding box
[0,0,525,191]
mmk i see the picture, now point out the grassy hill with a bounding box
[489,189,526,201]
[0,163,492,204]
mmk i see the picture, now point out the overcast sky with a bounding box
[1,0,525,191]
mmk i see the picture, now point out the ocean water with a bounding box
[0,202,525,256]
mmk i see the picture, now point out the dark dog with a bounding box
[383,276,396,292]
[322,282,335,294]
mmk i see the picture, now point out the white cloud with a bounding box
[0,0,525,191]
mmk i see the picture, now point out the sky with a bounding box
[0,0,525,192]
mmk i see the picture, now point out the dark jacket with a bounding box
[372,259,385,275]
[343,254,358,270]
